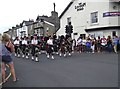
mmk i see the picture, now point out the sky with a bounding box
[0,0,72,34]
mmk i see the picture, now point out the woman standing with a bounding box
[113,36,119,53]
[1,33,17,83]
[91,38,96,53]
[96,36,101,53]
[107,36,113,53]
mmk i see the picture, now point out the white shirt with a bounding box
[82,39,86,45]
[31,39,38,45]
[47,39,53,45]
[77,39,82,45]
[101,38,107,46]
[22,40,28,45]
[14,40,20,45]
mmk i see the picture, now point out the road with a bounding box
[2,52,118,87]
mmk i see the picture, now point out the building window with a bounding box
[74,33,78,35]
[67,17,71,25]
[80,34,86,39]
[91,12,98,24]
[112,31,116,37]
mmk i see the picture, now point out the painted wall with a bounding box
[57,0,119,39]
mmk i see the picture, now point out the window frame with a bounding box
[91,11,98,24]
[67,17,71,25]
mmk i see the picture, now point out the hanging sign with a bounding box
[103,12,120,17]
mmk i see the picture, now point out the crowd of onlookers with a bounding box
[73,35,120,54]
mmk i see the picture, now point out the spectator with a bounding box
[86,37,91,53]
[101,36,107,52]
[77,36,83,53]
[96,36,101,53]
[118,37,120,51]
[107,36,113,53]
[82,37,87,52]
[72,39,76,53]
[91,38,96,53]
[113,36,119,53]
[1,33,18,83]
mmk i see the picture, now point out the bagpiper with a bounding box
[14,37,20,57]
[46,36,54,59]
[31,36,39,62]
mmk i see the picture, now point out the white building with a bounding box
[57,0,120,40]
[17,24,28,38]
[17,27,22,38]
[17,20,34,38]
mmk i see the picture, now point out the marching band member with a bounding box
[31,36,39,62]
[59,35,67,57]
[66,35,73,56]
[21,37,28,58]
[14,37,20,57]
[47,36,54,59]
[53,34,59,55]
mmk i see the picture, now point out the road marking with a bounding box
[0,65,11,85]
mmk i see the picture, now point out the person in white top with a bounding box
[72,39,76,53]
[82,37,87,52]
[77,37,83,53]
[14,37,20,57]
[31,36,39,62]
[101,36,107,52]
[91,37,96,53]
[21,37,28,58]
[47,36,54,59]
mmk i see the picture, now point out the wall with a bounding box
[57,0,119,39]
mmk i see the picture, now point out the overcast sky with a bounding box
[0,0,71,34]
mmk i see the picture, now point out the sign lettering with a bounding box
[103,12,120,17]
[75,3,86,11]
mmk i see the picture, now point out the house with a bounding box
[17,20,34,38]
[4,3,60,38]
[35,10,60,36]
[57,0,120,40]
[33,19,55,36]
[4,27,17,40]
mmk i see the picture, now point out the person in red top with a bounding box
[101,36,107,52]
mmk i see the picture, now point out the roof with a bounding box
[4,30,9,33]
[22,20,34,26]
[36,13,60,31]
[44,21,55,26]
[59,0,74,19]
[36,15,55,25]
[34,20,55,30]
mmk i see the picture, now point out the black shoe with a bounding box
[13,78,19,82]
[35,60,39,62]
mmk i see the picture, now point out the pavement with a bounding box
[2,52,119,87]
